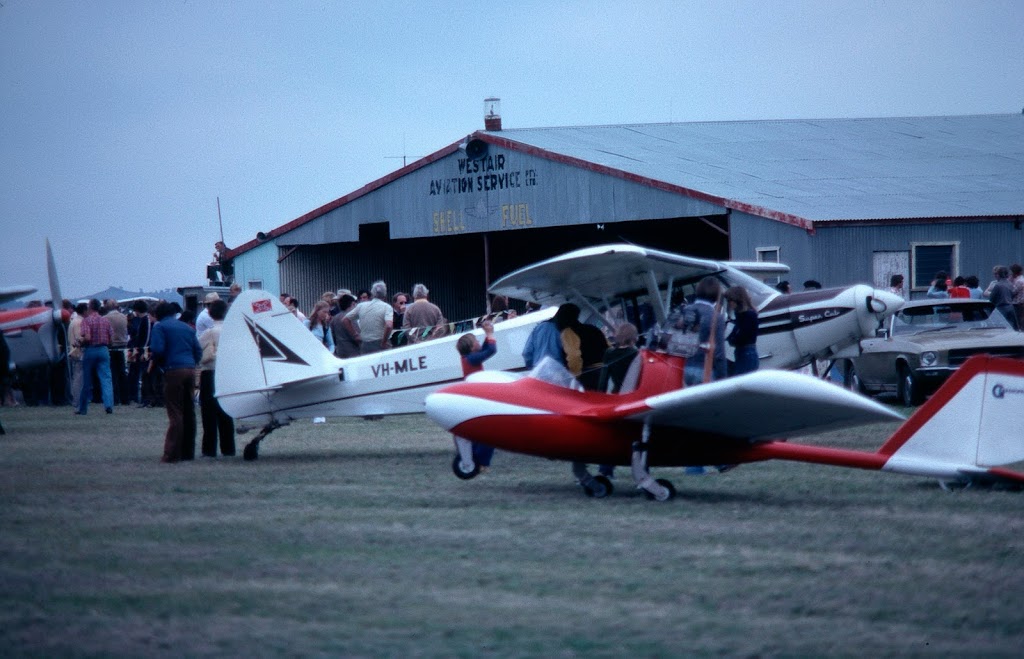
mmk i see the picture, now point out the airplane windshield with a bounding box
[528,356,585,391]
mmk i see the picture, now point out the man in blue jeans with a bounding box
[150,301,202,463]
[77,299,114,415]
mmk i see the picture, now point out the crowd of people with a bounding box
[5,261,1022,461]
[916,264,1024,330]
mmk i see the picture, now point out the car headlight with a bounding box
[920,351,937,367]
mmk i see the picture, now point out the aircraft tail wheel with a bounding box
[643,478,676,502]
[583,475,614,498]
[452,454,480,480]
[242,441,259,461]
[939,479,970,492]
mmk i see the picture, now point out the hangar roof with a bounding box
[479,113,1024,224]
[228,113,1024,258]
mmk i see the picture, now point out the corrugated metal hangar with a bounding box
[222,107,1024,321]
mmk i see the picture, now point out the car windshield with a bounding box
[891,302,1009,335]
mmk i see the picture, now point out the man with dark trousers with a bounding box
[150,301,202,463]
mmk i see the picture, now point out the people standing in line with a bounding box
[986,265,1020,330]
[342,280,394,355]
[598,322,640,395]
[889,274,905,298]
[127,300,153,406]
[103,299,130,405]
[595,322,642,479]
[151,301,202,463]
[454,319,498,471]
[948,276,971,299]
[195,292,219,339]
[522,303,577,368]
[392,291,408,331]
[308,301,335,352]
[403,283,446,343]
[724,286,759,376]
[965,275,984,299]
[680,277,727,385]
[1010,264,1024,331]
[67,302,87,410]
[198,299,235,458]
[76,299,114,415]
[227,283,242,304]
[562,313,609,391]
[926,279,950,299]
[330,294,360,358]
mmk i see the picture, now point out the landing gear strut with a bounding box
[242,421,281,461]
[631,423,675,501]
[572,462,614,498]
[452,436,480,480]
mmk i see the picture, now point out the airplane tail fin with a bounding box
[878,355,1024,483]
[215,291,340,412]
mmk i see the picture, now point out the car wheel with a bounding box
[844,361,864,394]
[899,365,924,407]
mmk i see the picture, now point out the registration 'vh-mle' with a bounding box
[215,244,904,460]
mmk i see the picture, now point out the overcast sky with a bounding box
[2,0,1022,301]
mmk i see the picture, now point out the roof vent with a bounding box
[484,97,502,131]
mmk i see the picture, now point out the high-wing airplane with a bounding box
[488,244,904,372]
[425,352,1024,499]
[0,240,66,372]
[216,244,903,460]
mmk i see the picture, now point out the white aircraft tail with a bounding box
[878,356,1024,483]
[216,290,340,404]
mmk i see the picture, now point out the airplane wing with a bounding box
[488,243,784,323]
[0,286,37,306]
[612,369,903,440]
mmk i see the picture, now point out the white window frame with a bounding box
[247,279,263,290]
[755,246,782,284]
[910,241,960,291]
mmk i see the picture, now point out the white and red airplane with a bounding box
[216,244,904,460]
[0,240,66,372]
[425,352,1024,498]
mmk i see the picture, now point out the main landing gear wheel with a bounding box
[452,454,480,480]
[582,475,614,498]
[643,478,676,502]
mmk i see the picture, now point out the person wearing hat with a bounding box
[195,292,220,339]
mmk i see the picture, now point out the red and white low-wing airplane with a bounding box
[216,244,903,460]
[426,352,1024,499]
[0,240,66,372]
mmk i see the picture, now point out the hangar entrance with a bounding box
[279,214,728,322]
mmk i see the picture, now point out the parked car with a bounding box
[837,299,1024,406]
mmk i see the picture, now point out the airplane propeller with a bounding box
[45,239,70,378]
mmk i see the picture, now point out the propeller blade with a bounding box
[46,239,62,305]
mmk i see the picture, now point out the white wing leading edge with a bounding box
[621,370,904,440]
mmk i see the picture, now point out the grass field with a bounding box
[1,403,1023,657]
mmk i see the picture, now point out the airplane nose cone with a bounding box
[868,289,905,317]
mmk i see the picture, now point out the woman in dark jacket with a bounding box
[724,286,759,376]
